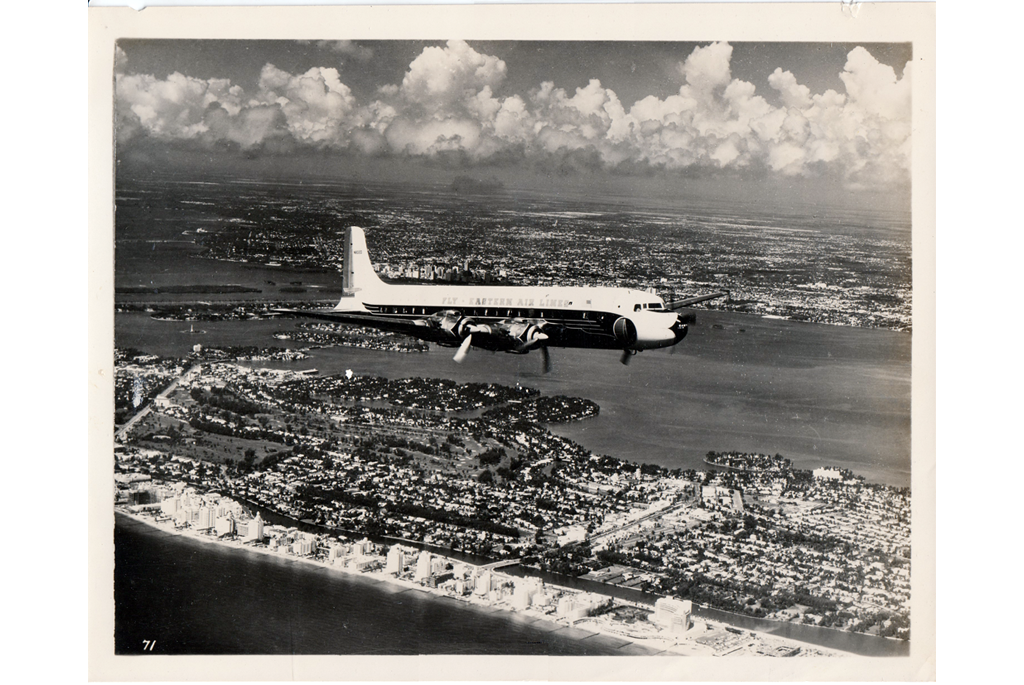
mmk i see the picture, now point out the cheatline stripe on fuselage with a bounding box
[360,303,633,332]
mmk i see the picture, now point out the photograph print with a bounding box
[105,11,928,671]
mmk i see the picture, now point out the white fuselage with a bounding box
[339,281,683,351]
[332,226,688,352]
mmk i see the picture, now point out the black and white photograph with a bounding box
[91,3,935,680]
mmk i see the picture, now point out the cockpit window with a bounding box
[648,302,664,310]
[634,304,642,311]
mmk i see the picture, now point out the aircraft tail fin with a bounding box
[338,226,386,306]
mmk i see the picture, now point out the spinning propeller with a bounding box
[452,323,552,374]
[453,334,474,364]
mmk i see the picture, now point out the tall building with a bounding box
[556,596,575,618]
[653,597,692,634]
[556,593,594,621]
[415,552,432,583]
[512,582,532,611]
[474,570,492,596]
[214,514,234,537]
[386,546,404,576]
[196,506,214,531]
[246,513,265,542]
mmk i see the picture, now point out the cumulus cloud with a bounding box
[678,41,733,96]
[768,68,812,110]
[115,41,912,188]
[316,40,373,61]
[840,47,909,119]
[400,40,506,110]
[256,64,358,144]
[115,72,246,142]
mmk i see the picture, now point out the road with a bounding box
[585,499,693,547]
[115,364,200,442]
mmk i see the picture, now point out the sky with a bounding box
[114,39,913,208]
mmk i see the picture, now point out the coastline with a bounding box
[115,509,674,655]
[115,508,846,657]
[184,495,906,655]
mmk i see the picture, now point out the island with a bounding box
[114,349,911,651]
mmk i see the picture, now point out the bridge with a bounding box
[479,559,521,572]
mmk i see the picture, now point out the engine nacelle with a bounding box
[612,313,678,350]
[611,316,637,346]
[433,310,480,341]
[495,319,550,353]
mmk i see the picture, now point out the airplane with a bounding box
[277,226,726,369]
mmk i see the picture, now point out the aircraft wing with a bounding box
[663,292,728,311]
[272,308,433,337]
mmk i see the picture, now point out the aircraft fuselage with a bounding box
[284,226,722,365]
[345,282,685,351]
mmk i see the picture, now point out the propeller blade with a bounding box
[454,334,473,364]
[620,349,633,366]
[541,346,551,374]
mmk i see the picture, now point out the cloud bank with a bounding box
[115,40,911,188]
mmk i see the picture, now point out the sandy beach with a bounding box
[116,508,844,657]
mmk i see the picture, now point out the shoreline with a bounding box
[115,509,675,655]
[223,495,907,655]
[115,508,847,657]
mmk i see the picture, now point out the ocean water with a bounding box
[114,514,908,656]
[114,515,637,656]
